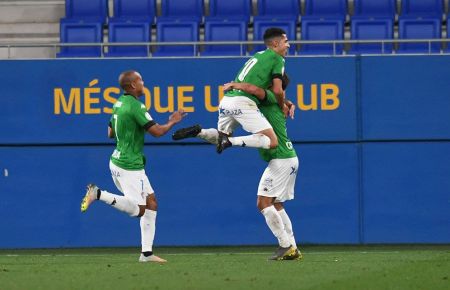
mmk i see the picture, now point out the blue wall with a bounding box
[0,55,449,248]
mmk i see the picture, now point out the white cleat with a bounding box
[139,254,167,263]
[81,183,98,212]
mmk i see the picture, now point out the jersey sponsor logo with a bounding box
[114,101,122,108]
[219,107,243,116]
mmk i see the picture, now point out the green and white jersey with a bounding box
[226,49,285,105]
[109,94,155,170]
[258,91,297,162]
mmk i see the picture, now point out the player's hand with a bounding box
[282,104,289,118]
[169,110,187,123]
[223,81,235,92]
[285,100,295,119]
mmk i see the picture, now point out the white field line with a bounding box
[1,251,401,257]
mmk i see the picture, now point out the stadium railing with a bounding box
[1,39,450,59]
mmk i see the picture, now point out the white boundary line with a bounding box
[0,251,402,257]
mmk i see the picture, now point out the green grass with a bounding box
[0,246,449,290]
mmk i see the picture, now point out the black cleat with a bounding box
[216,132,232,154]
[172,124,202,140]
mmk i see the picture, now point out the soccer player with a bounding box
[172,28,290,154]
[80,70,186,263]
[173,74,301,261]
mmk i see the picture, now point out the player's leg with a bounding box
[257,159,295,260]
[139,191,166,263]
[81,162,139,216]
[172,124,221,145]
[217,97,277,153]
[274,156,302,260]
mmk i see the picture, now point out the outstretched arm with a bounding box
[146,110,187,137]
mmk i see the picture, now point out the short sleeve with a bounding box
[134,102,154,128]
[272,56,285,80]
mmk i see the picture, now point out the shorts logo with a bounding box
[263,177,273,189]
[219,107,243,116]
[111,169,121,177]
[290,167,297,175]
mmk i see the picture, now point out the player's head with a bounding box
[119,70,145,97]
[263,27,290,57]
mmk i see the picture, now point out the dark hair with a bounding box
[263,27,286,45]
[282,73,290,90]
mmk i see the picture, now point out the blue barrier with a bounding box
[0,55,449,248]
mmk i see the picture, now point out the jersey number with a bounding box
[113,114,119,141]
[238,58,258,81]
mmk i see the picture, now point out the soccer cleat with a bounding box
[172,124,202,140]
[283,248,303,261]
[139,254,167,263]
[216,132,232,154]
[268,245,296,261]
[80,183,98,212]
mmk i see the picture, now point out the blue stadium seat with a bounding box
[159,0,203,22]
[57,20,103,57]
[208,0,251,22]
[202,20,247,56]
[113,0,156,23]
[64,0,108,24]
[353,0,396,19]
[251,19,297,55]
[304,0,347,20]
[255,0,300,21]
[401,0,443,18]
[349,18,393,54]
[153,21,199,56]
[398,18,441,53]
[105,20,150,57]
[299,19,344,55]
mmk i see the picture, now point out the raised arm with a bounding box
[146,110,186,137]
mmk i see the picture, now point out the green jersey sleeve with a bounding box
[272,56,285,79]
[133,102,154,128]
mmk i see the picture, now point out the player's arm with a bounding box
[223,82,266,100]
[146,110,187,137]
[271,55,286,109]
[108,122,115,138]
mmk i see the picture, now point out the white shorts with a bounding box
[217,96,272,135]
[257,157,299,203]
[109,160,154,205]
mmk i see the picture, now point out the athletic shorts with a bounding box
[257,157,299,203]
[109,160,154,205]
[217,96,272,135]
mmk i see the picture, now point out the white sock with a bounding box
[197,128,219,144]
[261,205,291,248]
[99,190,140,217]
[229,134,270,149]
[140,209,157,252]
[278,209,297,249]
